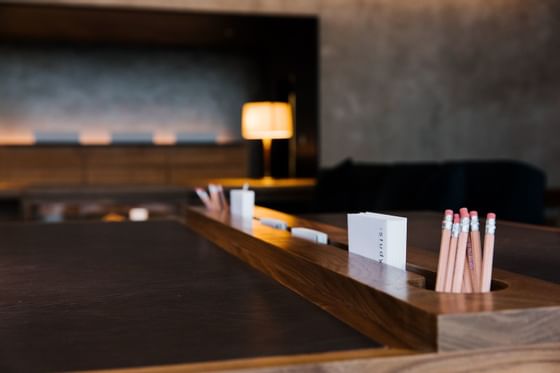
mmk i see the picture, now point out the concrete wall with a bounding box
[319,0,560,189]
[11,0,560,186]
[0,45,259,142]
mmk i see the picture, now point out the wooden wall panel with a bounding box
[84,147,168,167]
[0,169,83,185]
[85,169,167,185]
[169,146,247,166]
[168,145,248,183]
[169,168,245,184]
[0,147,83,168]
[0,147,84,184]
[0,145,248,186]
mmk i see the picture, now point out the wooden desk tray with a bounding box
[186,206,560,352]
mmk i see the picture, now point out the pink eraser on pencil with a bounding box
[470,211,478,217]
[459,207,469,217]
[453,214,460,223]
[487,213,496,220]
[444,209,453,216]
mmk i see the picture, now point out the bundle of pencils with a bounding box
[435,207,496,293]
[195,184,229,212]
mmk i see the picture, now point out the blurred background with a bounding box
[0,0,558,226]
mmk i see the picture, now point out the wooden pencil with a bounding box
[435,210,453,292]
[481,213,496,292]
[462,264,473,293]
[444,214,460,292]
[451,208,470,293]
[469,211,482,292]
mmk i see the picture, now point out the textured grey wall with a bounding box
[7,0,560,185]
[320,0,560,188]
[0,45,261,142]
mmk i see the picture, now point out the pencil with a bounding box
[208,184,222,211]
[217,184,229,211]
[463,238,474,293]
[481,213,496,292]
[195,188,212,210]
[462,261,473,293]
[451,208,470,293]
[469,211,482,292]
[444,214,460,292]
[435,209,453,292]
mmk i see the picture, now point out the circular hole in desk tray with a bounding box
[407,270,509,293]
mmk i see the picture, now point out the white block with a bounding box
[291,227,328,244]
[348,212,407,270]
[129,207,149,221]
[230,189,255,219]
[230,215,253,233]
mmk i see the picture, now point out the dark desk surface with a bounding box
[0,220,375,372]
[304,212,560,284]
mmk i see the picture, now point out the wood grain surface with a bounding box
[0,145,247,186]
[0,220,377,372]
[222,342,560,373]
[186,208,436,350]
[187,207,560,352]
[82,348,415,373]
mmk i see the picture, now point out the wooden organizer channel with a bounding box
[185,206,560,352]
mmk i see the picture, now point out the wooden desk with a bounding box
[0,220,375,372]
[1,210,559,372]
[184,207,560,371]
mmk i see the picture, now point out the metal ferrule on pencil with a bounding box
[451,222,460,237]
[470,216,480,231]
[486,219,496,235]
[460,216,470,233]
[442,219,452,230]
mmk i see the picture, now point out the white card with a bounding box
[347,212,407,270]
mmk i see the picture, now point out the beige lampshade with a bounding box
[241,102,293,140]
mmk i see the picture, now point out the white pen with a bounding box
[260,218,289,231]
[291,227,328,244]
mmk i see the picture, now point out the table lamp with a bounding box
[242,101,293,178]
